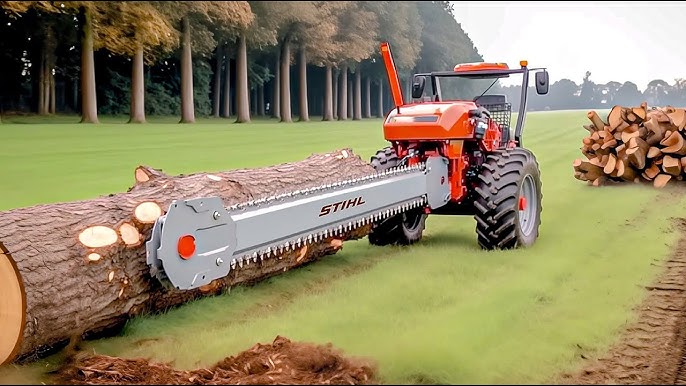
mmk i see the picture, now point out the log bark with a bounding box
[0,149,374,365]
[587,110,606,132]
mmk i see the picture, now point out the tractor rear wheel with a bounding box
[473,147,542,250]
[367,146,427,246]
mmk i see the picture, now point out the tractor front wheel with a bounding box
[473,147,542,250]
[367,146,427,246]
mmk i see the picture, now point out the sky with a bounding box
[449,1,686,91]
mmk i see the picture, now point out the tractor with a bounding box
[367,42,550,250]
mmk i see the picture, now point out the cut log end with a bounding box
[118,223,141,246]
[0,248,26,365]
[295,245,309,263]
[329,238,343,250]
[134,168,151,183]
[134,165,168,184]
[133,202,163,224]
[654,174,672,188]
[78,226,118,249]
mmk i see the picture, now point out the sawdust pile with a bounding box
[56,336,377,385]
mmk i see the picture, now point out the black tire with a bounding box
[473,147,542,250]
[367,146,427,246]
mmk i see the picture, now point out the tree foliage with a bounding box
[3,0,670,121]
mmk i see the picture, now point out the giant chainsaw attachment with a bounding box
[146,156,450,290]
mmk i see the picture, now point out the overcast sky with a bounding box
[449,1,686,90]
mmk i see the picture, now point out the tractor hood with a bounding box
[383,101,479,141]
[387,101,477,118]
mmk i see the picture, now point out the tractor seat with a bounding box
[474,94,507,107]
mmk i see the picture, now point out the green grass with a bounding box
[1,110,685,385]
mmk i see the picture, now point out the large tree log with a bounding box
[0,149,375,365]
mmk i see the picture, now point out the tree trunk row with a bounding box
[573,103,686,188]
[70,9,388,125]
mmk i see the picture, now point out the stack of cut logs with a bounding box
[573,102,686,188]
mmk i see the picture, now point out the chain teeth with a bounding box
[225,163,425,212]
[219,165,428,274]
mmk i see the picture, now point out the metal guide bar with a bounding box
[146,156,451,291]
[226,162,427,212]
[230,168,429,258]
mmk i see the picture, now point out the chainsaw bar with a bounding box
[146,156,451,290]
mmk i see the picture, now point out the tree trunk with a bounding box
[338,65,347,121]
[280,38,292,123]
[250,86,256,116]
[333,69,338,119]
[377,77,384,118]
[235,33,250,123]
[353,70,362,120]
[128,46,146,124]
[79,7,98,123]
[323,64,333,121]
[72,78,78,113]
[222,44,231,118]
[297,47,309,122]
[364,76,371,119]
[347,79,353,119]
[212,45,223,118]
[43,54,50,114]
[258,84,265,116]
[49,66,55,115]
[38,48,46,115]
[272,54,280,119]
[179,17,195,124]
[0,149,373,365]
[47,24,56,115]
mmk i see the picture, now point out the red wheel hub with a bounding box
[518,196,527,211]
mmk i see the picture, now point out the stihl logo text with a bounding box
[319,196,366,217]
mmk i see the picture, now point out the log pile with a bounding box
[574,103,686,188]
[0,148,374,366]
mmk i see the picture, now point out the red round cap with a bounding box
[177,235,196,259]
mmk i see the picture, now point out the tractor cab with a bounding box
[402,61,549,146]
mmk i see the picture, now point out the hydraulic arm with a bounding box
[146,156,451,290]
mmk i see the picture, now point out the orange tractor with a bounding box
[367,42,550,249]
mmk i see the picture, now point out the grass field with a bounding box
[2,111,686,384]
